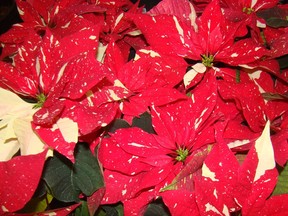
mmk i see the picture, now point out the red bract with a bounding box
[161,190,199,216]
[0,19,102,161]
[217,74,267,132]
[128,0,267,68]
[98,2,145,60]
[90,43,187,123]
[263,27,288,58]
[0,150,48,214]
[195,141,240,214]
[0,20,100,97]
[236,121,278,215]
[0,1,105,58]
[0,0,287,214]
[195,121,278,215]
[221,0,278,22]
[152,73,218,152]
[33,52,117,161]
[16,0,105,35]
[98,74,219,213]
[0,32,42,97]
[214,67,288,165]
[255,194,288,215]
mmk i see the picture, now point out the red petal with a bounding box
[37,30,63,95]
[138,87,186,107]
[65,102,118,136]
[99,130,152,175]
[148,0,197,28]
[113,127,170,159]
[116,57,151,92]
[134,48,187,88]
[103,42,126,73]
[0,150,47,214]
[121,97,149,117]
[56,22,100,62]
[15,0,43,24]
[189,72,218,131]
[0,23,36,58]
[195,142,240,214]
[101,170,148,204]
[197,0,235,55]
[33,101,65,126]
[236,122,278,213]
[0,62,38,97]
[257,194,288,215]
[162,190,199,216]
[122,190,155,216]
[127,13,198,59]
[60,53,110,100]
[272,131,288,166]
[269,31,288,58]
[217,39,268,66]
[218,77,267,132]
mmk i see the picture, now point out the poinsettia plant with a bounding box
[0,0,288,215]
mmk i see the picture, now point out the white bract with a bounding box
[0,88,46,161]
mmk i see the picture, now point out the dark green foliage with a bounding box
[42,143,104,203]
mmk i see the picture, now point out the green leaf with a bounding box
[101,203,124,216]
[42,143,104,203]
[108,119,130,133]
[18,193,53,213]
[95,208,106,216]
[144,198,170,216]
[74,144,104,196]
[132,112,156,134]
[115,203,124,216]
[277,55,288,69]
[257,6,288,28]
[75,201,90,216]
[236,68,241,83]
[42,153,79,202]
[266,17,288,28]
[272,163,288,196]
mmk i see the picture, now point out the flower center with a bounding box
[175,147,189,162]
[201,54,214,67]
[33,93,47,109]
[242,7,254,15]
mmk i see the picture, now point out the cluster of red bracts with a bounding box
[0,0,288,215]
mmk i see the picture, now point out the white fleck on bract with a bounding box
[254,121,275,182]
[56,118,78,143]
[173,16,185,44]
[89,35,97,40]
[122,189,127,196]
[183,68,197,88]
[205,203,222,215]
[202,163,219,182]
[227,139,250,149]
[139,49,161,58]
[127,142,148,148]
[1,205,9,212]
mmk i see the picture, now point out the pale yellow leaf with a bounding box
[13,116,46,156]
[0,139,19,161]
